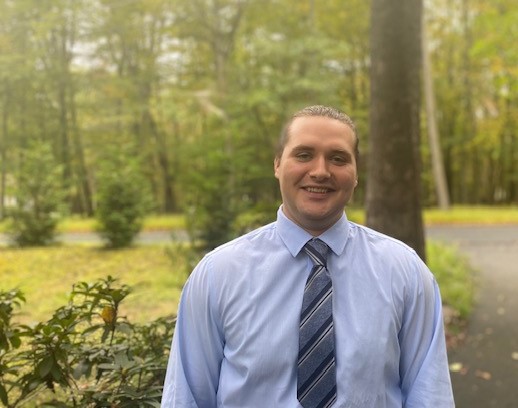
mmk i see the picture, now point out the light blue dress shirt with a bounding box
[161,208,455,407]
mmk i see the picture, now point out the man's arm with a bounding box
[161,258,224,407]
[399,259,455,408]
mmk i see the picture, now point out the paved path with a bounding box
[427,225,518,408]
[0,230,182,246]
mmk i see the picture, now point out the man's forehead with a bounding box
[290,115,354,134]
[287,121,356,146]
[289,144,352,153]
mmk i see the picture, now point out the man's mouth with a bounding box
[304,187,332,194]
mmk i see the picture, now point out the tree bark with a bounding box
[366,0,426,261]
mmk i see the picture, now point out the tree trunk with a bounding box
[460,0,476,203]
[0,83,8,219]
[366,0,426,261]
[422,11,450,210]
[70,85,94,216]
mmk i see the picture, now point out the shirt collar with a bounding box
[276,206,350,258]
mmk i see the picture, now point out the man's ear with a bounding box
[273,157,280,179]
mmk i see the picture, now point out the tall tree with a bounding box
[366,0,426,260]
[0,81,7,219]
[422,6,450,210]
[0,0,38,217]
[91,0,179,212]
[32,0,93,214]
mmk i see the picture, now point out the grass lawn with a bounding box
[57,213,187,233]
[0,244,188,325]
[1,206,517,235]
[346,205,518,226]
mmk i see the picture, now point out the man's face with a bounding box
[274,116,358,236]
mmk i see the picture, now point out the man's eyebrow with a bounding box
[331,149,352,155]
[291,145,314,151]
[289,145,353,156]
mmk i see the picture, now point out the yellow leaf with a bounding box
[101,306,116,325]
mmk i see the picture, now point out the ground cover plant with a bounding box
[0,276,174,407]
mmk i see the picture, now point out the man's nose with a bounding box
[309,156,330,179]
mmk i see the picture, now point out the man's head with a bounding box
[276,105,359,163]
[274,105,359,236]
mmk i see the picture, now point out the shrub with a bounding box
[7,141,66,246]
[427,240,476,319]
[0,277,174,408]
[182,147,237,251]
[95,160,151,248]
[231,203,278,235]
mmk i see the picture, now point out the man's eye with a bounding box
[331,156,347,164]
[295,152,312,161]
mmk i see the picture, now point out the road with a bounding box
[427,225,518,408]
[0,230,184,246]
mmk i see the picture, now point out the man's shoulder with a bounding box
[207,221,279,257]
[347,222,432,284]
[348,221,419,257]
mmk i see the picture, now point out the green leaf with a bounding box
[0,383,8,406]
[38,355,54,378]
[51,364,63,381]
[143,401,161,407]
[73,360,92,380]
[0,332,8,351]
[101,326,110,343]
[9,333,22,348]
[97,363,116,370]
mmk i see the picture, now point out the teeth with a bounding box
[306,187,329,193]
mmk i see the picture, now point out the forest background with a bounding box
[1,0,515,405]
[1,0,517,239]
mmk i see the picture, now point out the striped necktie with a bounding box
[297,238,337,408]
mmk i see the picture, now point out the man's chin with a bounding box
[300,210,340,228]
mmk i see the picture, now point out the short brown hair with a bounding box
[276,105,359,161]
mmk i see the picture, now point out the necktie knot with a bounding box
[304,239,329,268]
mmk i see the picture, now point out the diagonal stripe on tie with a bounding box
[300,279,332,325]
[299,314,334,364]
[298,352,335,399]
[297,239,336,408]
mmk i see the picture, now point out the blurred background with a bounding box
[0,0,517,407]
[1,0,516,234]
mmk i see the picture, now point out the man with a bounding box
[161,105,455,407]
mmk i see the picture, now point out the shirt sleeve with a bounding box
[398,257,455,408]
[161,257,224,408]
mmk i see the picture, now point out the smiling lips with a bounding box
[304,186,333,194]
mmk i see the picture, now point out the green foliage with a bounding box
[0,290,26,407]
[6,141,66,247]
[232,203,278,236]
[427,241,475,319]
[2,0,518,227]
[182,130,240,250]
[95,158,151,248]
[0,277,174,408]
